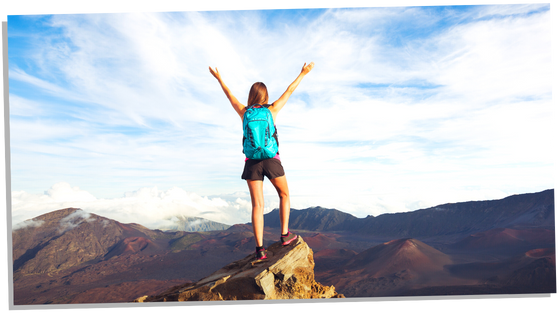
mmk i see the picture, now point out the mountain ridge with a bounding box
[264,189,554,239]
[11,189,555,304]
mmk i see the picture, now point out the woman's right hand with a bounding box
[301,62,315,75]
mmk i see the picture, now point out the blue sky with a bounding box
[5,3,554,228]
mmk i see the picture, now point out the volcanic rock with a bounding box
[137,236,343,301]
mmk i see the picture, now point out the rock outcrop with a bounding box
[136,236,343,301]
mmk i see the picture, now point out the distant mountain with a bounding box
[158,215,231,232]
[343,238,452,277]
[11,208,255,304]
[355,189,554,238]
[323,238,453,297]
[12,208,159,275]
[265,189,554,239]
[264,206,359,231]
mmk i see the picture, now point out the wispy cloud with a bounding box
[8,4,553,223]
[12,219,45,231]
[57,209,95,233]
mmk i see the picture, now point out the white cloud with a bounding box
[57,209,95,233]
[11,183,96,225]
[11,182,263,228]
[8,95,46,117]
[47,182,97,202]
[12,219,45,231]
[428,11,551,103]
[9,68,81,101]
[7,5,553,224]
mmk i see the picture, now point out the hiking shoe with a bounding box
[255,248,268,260]
[280,231,297,246]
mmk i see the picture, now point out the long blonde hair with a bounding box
[247,82,269,106]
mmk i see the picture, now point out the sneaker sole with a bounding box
[282,235,297,246]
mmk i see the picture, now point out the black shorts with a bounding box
[241,158,285,181]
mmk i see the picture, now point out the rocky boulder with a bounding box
[136,236,343,301]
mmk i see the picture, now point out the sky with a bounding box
[5,2,554,229]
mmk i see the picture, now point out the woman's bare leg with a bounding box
[269,175,290,235]
[247,179,265,247]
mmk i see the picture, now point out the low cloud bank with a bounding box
[11,182,269,229]
[11,182,522,232]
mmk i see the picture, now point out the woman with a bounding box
[209,62,315,260]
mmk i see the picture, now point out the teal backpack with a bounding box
[242,104,278,160]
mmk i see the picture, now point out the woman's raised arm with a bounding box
[269,62,314,117]
[209,66,246,120]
